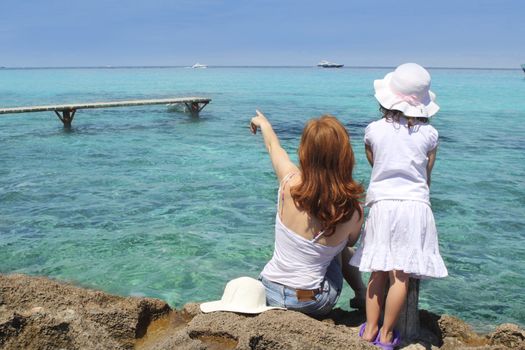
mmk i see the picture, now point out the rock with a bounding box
[29,306,44,314]
[0,312,26,345]
[163,307,377,350]
[438,314,478,341]
[61,308,76,322]
[420,309,443,340]
[440,336,468,350]
[136,305,376,350]
[182,302,202,319]
[1,273,524,350]
[0,274,170,350]
[402,344,427,350]
[489,323,525,349]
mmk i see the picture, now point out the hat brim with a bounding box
[374,73,440,118]
[199,300,285,314]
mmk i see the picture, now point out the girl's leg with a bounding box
[341,248,366,308]
[363,271,388,342]
[380,270,409,343]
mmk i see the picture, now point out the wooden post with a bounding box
[383,277,420,341]
[184,101,209,117]
[190,102,199,117]
[397,278,420,341]
[54,109,76,128]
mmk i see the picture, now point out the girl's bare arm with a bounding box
[365,144,374,167]
[427,147,438,187]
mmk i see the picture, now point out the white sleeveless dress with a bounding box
[350,118,448,278]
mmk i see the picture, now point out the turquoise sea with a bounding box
[1,67,524,331]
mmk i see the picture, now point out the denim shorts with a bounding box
[259,259,343,317]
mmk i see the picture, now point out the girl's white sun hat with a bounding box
[200,277,285,314]
[374,63,439,118]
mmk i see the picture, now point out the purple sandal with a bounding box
[374,329,401,350]
[358,323,367,338]
[359,323,380,343]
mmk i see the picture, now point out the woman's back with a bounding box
[280,174,360,247]
[260,173,362,290]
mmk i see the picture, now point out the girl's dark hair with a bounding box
[379,105,429,128]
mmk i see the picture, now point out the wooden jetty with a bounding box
[0,97,211,127]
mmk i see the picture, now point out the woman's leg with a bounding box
[363,271,388,341]
[380,270,409,343]
[341,247,366,308]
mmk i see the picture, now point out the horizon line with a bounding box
[0,65,521,71]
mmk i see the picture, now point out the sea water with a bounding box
[0,67,524,331]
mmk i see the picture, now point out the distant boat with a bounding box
[521,64,525,73]
[191,63,208,69]
[317,60,344,68]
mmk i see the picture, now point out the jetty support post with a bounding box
[397,278,420,341]
[184,101,209,117]
[54,108,76,128]
[383,277,420,342]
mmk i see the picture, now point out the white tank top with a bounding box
[260,173,347,290]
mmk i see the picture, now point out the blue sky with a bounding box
[1,0,523,68]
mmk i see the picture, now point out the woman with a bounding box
[250,110,364,316]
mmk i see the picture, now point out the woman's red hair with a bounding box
[291,115,364,235]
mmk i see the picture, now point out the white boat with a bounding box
[317,60,344,68]
[191,63,208,69]
[521,64,525,73]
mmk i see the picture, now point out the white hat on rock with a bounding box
[374,63,439,118]
[200,277,285,314]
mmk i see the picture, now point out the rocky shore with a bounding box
[1,274,523,350]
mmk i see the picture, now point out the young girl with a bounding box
[250,111,365,316]
[350,63,448,349]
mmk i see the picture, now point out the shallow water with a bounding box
[1,67,524,331]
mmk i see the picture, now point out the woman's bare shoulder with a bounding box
[339,206,364,231]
